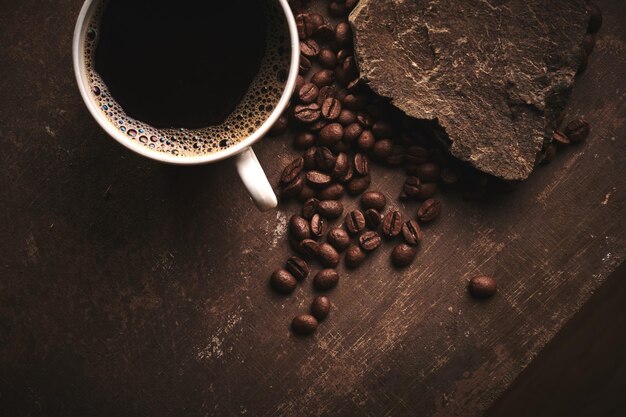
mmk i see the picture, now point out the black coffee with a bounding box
[84,0,290,155]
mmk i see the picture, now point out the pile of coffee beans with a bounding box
[271,0,597,336]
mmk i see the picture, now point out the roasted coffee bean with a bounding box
[338,109,357,126]
[321,98,342,120]
[402,220,423,246]
[281,157,304,184]
[587,2,602,34]
[269,114,288,136]
[294,104,321,123]
[299,55,312,74]
[417,183,438,200]
[318,200,344,220]
[335,22,353,47]
[270,269,297,294]
[294,132,316,149]
[303,147,318,170]
[417,198,442,222]
[564,118,590,143]
[345,245,366,269]
[319,123,344,145]
[290,215,311,241]
[311,69,335,88]
[317,243,340,268]
[308,119,328,133]
[468,275,497,298]
[296,13,315,39]
[299,239,319,259]
[365,209,382,229]
[331,152,349,179]
[310,214,328,239]
[337,162,354,184]
[358,130,376,151]
[372,121,393,138]
[316,85,337,105]
[314,269,340,291]
[318,48,338,69]
[294,75,305,93]
[552,130,570,145]
[285,256,310,281]
[373,139,394,159]
[302,198,319,220]
[314,146,336,172]
[540,144,558,165]
[298,83,319,104]
[356,112,374,129]
[391,244,418,267]
[315,24,335,43]
[298,184,317,203]
[403,176,421,197]
[300,39,320,58]
[346,174,371,196]
[361,191,387,211]
[342,94,367,111]
[311,296,331,321]
[328,2,348,17]
[317,183,345,200]
[345,210,366,234]
[405,146,430,165]
[327,227,350,252]
[414,163,440,183]
[292,315,318,335]
[382,211,403,238]
[347,78,365,93]
[343,57,358,82]
[282,176,304,199]
[441,167,460,185]
[359,231,382,252]
[336,88,348,102]
[337,48,353,63]
[307,171,333,188]
[344,123,364,142]
[386,145,406,165]
[353,153,370,176]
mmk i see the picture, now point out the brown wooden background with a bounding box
[1,0,624,416]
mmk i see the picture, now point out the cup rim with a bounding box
[72,0,300,165]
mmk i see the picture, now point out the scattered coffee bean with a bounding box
[344,123,364,142]
[300,39,320,58]
[405,146,429,165]
[357,130,376,151]
[311,69,335,88]
[345,210,366,234]
[345,245,366,269]
[310,214,328,239]
[299,55,312,74]
[327,227,350,252]
[372,121,393,138]
[364,208,382,229]
[328,2,348,17]
[564,118,590,143]
[315,24,335,43]
[311,296,331,321]
[314,146,336,172]
[335,22,353,47]
[346,174,371,196]
[306,171,333,188]
[359,231,382,252]
[353,153,370,176]
[331,152,349,179]
[551,130,570,145]
[294,131,316,149]
[294,103,321,123]
[417,199,442,223]
[321,98,342,120]
[317,243,340,268]
[318,48,338,69]
[318,200,344,219]
[361,191,387,211]
[299,239,319,260]
[441,167,460,185]
[317,183,345,200]
[415,163,441,182]
[285,256,310,281]
[468,276,497,299]
[417,182,438,200]
[402,220,423,246]
[356,112,374,129]
[342,94,367,110]
[303,146,318,169]
[314,269,340,291]
[541,144,558,164]
[382,211,403,238]
[282,176,304,199]
[337,48,353,63]
[403,176,421,197]
[270,269,297,294]
[269,114,288,136]
[298,184,316,202]
[337,162,354,184]
[385,145,406,165]
[281,157,304,184]
[319,123,344,145]
[290,215,311,241]
[296,13,315,39]
[292,314,318,335]
[302,198,320,220]
[338,109,357,125]
[298,82,319,103]
[391,244,418,267]
[373,139,394,159]
[317,85,337,106]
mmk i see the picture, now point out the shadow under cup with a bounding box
[75,0,297,164]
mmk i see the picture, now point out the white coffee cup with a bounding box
[72,0,300,211]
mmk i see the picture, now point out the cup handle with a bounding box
[234,147,278,211]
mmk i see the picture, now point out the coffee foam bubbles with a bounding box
[83,0,290,157]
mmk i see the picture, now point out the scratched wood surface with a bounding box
[0,1,624,416]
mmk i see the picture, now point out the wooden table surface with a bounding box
[1,1,624,416]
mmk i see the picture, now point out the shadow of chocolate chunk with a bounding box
[350,0,589,180]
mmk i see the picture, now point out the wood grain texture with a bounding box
[0,1,624,416]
